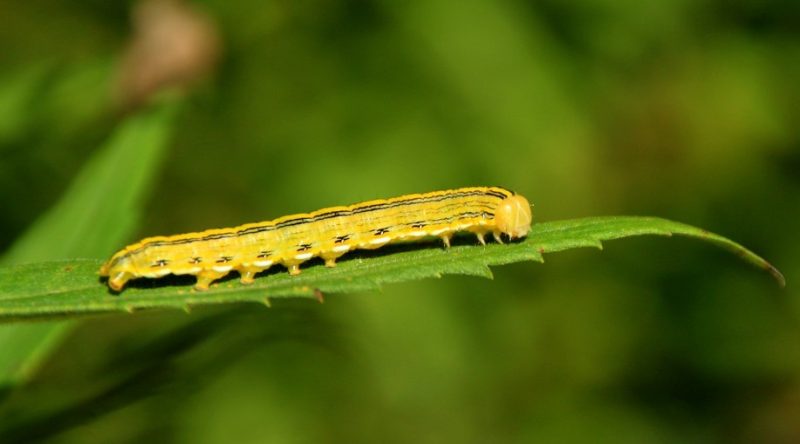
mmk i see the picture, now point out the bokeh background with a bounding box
[1,0,798,442]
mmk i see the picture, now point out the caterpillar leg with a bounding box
[467,227,489,246]
[240,270,256,284]
[319,250,350,268]
[441,233,452,248]
[320,251,346,268]
[108,271,133,292]
[195,269,230,291]
[284,258,310,275]
[284,251,315,275]
[493,231,504,244]
[238,266,265,285]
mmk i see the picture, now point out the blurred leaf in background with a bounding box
[0,0,798,442]
[0,97,179,387]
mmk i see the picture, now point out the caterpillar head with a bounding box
[495,194,532,239]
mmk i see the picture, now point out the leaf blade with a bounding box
[0,216,784,321]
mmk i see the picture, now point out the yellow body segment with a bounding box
[99,186,533,291]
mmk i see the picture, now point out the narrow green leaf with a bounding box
[0,98,179,385]
[0,216,784,321]
[0,64,51,145]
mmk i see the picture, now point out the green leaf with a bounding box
[0,63,53,145]
[0,98,179,385]
[0,216,784,321]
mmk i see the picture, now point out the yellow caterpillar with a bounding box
[100,186,532,291]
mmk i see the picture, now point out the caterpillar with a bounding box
[100,186,533,292]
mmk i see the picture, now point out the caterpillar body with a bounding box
[100,186,533,292]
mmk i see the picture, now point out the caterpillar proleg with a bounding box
[100,186,533,291]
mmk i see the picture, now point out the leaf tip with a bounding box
[767,264,786,288]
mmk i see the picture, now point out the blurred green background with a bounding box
[1,0,798,442]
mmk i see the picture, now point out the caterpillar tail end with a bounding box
[108,271,133,292]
